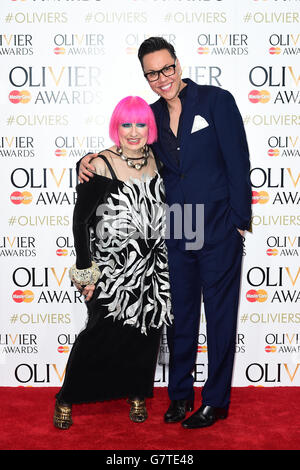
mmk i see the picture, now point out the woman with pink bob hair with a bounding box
[109,95,157,146]
[54,96,173,429]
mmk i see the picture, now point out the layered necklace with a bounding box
[116,145,150,171]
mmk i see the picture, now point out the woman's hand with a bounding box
[74,282,95,301]
[82,284,95,301]
[79,154,98,183]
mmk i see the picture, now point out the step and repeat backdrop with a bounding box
[0,0,299,388]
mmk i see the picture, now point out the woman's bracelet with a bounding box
[69,261,101,286]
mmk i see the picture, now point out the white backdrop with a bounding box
[0,0,299,388]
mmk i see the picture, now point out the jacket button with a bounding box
[180,173,185,179]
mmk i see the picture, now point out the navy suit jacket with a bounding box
[150,79,252,248]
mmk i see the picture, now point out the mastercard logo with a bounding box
[126,47,137,54]
[54,47,66,55]
[248,89,271,103]
[197,47,209,55]
[9,90,31,104]
[55,149,67,157]
[266,248,278,256]
[269,47,281,55]
[268,149,279,157]
[197,346,207,353]
[57,346,69,353]
[252,191,269,204]
[56,249,68,256]
[246,289,268,303]
[265,345,277,353]
[10,191,33,205]
[12,290,34,303]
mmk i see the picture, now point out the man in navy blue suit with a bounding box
[79,37,252,429]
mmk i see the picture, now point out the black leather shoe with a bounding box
[164,399,194,423]
[181,405,228,429]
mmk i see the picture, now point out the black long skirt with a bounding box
[56,296,162,404]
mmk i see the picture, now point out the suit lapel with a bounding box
[179,80,200,167]
[151,80,202,171]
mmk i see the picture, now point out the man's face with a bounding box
[142,49,183,102]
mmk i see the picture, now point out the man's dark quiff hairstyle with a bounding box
[138,37,177,69]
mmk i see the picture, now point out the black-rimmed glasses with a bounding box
[144,61,177,82]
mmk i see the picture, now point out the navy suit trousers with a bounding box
[166,226,243,408]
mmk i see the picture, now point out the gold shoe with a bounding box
[128,398,148,423]
[53,399,73,430]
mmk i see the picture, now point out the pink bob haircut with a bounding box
[109,96,157,146]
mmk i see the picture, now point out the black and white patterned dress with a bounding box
[57,155,172,404]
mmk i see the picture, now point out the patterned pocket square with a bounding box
[191,115,209,133]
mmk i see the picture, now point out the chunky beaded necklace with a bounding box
[116,145,150,171]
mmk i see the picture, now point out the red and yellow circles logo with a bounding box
[12,290,34,303]
[266,248,278,256]
[57,346,70,353]
[55,149,67,157]
[252,191,269,204]
[56,249,68,256]
[197,47,209,55]
[197,345,207,353]
[268,149,279,157]
[246,289,268,303]
[54,47,66,55]
[269,47,281,55]
[9,90,31,104]
[10,191,33,205]
[248,90,271,103]
[265,345,277,353]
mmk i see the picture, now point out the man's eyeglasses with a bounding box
[144,62,177,82]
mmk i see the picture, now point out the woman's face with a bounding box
[118,122,149,153]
